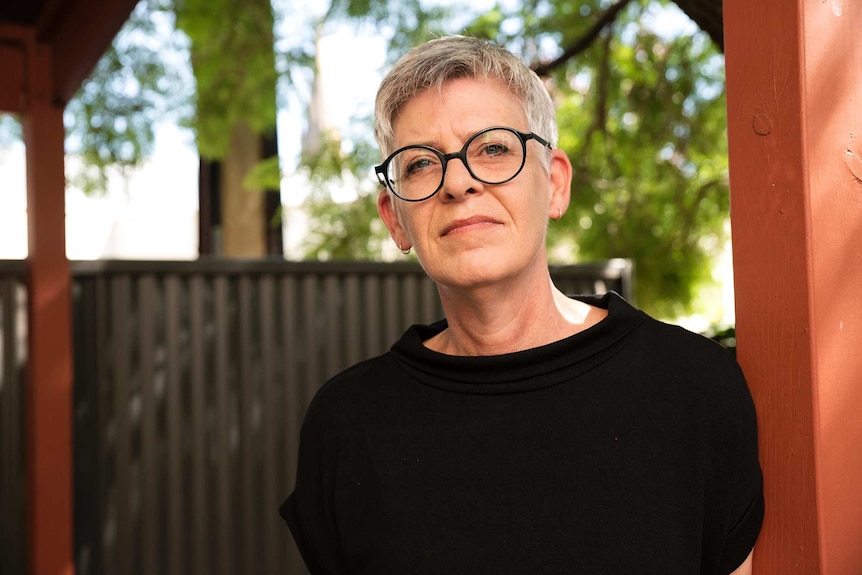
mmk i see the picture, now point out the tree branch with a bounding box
[679,177,721,235]
[670,0,724,51]
[593,31,613,137]
[531,0,635,77]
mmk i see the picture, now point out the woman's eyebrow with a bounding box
[398,126,500,151]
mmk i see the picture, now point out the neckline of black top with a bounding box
[388,291,647,394]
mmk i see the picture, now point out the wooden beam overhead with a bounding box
[0,0,135,110]
[35,0,138,105]
[0,36,25,113]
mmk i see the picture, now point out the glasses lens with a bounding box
[465,128,525,184]
[386,147,443,201]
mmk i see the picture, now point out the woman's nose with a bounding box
[438,156,484,202]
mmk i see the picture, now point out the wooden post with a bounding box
[724,1,862,573]
[22,35,75,575]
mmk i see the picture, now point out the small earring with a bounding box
[554,208,562,220]
[400,242,411,255]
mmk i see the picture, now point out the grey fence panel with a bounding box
[1,258,630,575]
[211,274,234,575]
[188,275,211,575]
[550,258,633,300]
[0,261,26,575]
[137,275,158,575]
[278,274,304,575]
[72,270,107,575]
[112,275,135,575]
[258,275,281,575]
[162,275,184,575]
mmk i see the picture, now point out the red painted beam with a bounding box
[35,0,138,105]
[22,34,75,575]
[0,26,26,113]
[725,0,862,573]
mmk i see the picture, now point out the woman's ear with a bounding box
[378,189,411,250]
[547,148,573,219]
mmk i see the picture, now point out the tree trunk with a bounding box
[219,121,265,257]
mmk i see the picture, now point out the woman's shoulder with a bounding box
[636,317,754,415]
[644,316,741,372]
[299,351,406,431]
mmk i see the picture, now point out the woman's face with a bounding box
[378,77,572,292]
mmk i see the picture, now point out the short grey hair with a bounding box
[374,36,558,158]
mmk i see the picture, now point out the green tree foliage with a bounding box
[295,123,393,260]
[325,0,456,58]
[174,0,278,159]
[64,0,191,194]
[538,3,730,318]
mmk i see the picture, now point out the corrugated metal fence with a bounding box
[0,258,631,575]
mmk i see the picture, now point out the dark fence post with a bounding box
[0,261,27,575]
[71,269,105,575]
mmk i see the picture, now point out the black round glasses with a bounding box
[374,126,552,202]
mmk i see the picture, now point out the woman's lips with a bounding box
[440,216,500,236]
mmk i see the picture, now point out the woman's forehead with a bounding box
[392,78,529,146]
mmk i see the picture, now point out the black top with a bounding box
[281,292,763,575]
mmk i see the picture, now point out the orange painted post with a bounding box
[724,1,862,574]
[22,36,75,575]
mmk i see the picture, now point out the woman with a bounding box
[281,36,762,575]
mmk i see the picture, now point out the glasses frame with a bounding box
[374,126,552,202]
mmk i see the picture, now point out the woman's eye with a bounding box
[482,143,509,156]
[406,158,433,175]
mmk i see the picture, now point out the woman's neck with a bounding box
[426,274,607,356]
